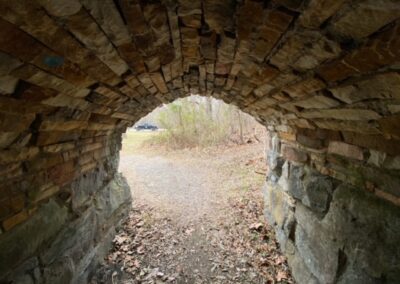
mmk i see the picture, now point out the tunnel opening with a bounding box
[0,0,399,283]
[91,95,293,283]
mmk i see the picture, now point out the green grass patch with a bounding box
[122,131,160,154]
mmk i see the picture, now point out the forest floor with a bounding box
[92,131,293,284]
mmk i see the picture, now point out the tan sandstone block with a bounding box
[329,0,400,40]
[314,120,380,135]
[42,142,76,153]
[39,120,88,131]
[293,95,340,109]
[328,141,364,160]
[300,109,381,121]
[330,73,400,104]
[0,147,39,164]
[2,210,29,231]
[342,132,400,156]
[281,144,308,163]
[299,0,346,28]
[30,184,60,204]
[48,160,76,186]
[379,114,400,139]
[278,132,296,142]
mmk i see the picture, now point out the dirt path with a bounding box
[120,154,221,224]
[93,139,292,284]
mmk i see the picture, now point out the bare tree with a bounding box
[237,108,244,144]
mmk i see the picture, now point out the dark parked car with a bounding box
[135,123,158,131]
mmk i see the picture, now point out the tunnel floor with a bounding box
[91,137,293,283]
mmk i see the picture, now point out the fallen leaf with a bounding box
[249,222,263,231]
[276,270,288,282]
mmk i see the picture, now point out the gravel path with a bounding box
[119,154,221,225]
[93,144,293,284]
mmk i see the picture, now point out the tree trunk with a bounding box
[206,96,213,120]
[237,108,244,144]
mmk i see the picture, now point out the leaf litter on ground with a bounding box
[92,141,293,284]
[92,190,293,284]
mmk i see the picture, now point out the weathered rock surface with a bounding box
[0,199,69,277]
[0,152,131,283]
[264,131,400,283]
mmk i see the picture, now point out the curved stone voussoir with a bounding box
[0,0,399,283]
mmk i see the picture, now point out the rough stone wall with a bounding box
[0,133,132,283]
[264,128,400,283]
[0,0,399,283]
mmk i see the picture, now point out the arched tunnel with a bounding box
[0,0,400,283]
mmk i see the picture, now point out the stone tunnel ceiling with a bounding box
[0,0,400,283]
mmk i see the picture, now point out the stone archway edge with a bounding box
[0,0,399,283]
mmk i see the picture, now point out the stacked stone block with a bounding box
[0,0,399,283]
[264,128,400,282]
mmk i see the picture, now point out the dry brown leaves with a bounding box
[93,190,293,284]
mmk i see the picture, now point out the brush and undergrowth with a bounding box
[132,95,265,151]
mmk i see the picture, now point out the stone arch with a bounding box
[0,0,400,283]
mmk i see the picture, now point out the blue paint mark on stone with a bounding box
[43,56,64,67]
